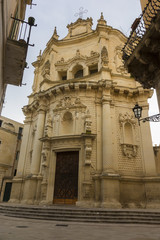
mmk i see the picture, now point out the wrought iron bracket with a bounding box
[140,113,160,123]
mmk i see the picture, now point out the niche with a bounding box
[124,122,133,145]
[61,111,73,135]
[119,113,137,158]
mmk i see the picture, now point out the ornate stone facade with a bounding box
[9,14,160,208]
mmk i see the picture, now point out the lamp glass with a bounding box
[133,104,142,119]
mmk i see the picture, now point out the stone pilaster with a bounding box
[16,114,32,177]
[102,96,114,173]
[96,100,102,173]
[21,105,46,204]
[9,112,32,203]
[101,95,121,208]
[31,105,46,175]
[140,105,157,176]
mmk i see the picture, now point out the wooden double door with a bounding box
[53,151,79,204]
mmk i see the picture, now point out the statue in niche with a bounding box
[84,110,92,133]
[41,149,49,183]
[44,114,52,137]
[42,60,51,80]
[76,49,81,57]
[101,46,109,66]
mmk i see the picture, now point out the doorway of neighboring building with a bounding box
[3,182,12,202]
[53,151,79,204]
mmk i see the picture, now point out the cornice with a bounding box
[40,133,96,142]
[26,78,152,114]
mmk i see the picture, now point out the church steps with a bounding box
[1,205,160,224]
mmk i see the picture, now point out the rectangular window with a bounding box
[0,120,2,127]
[18,127,23,140]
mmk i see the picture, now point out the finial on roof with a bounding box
[37,49,42,61]
[54,27,57,35]
[53,26,59,40]
[97,12,107,26]
[100,12,104,20]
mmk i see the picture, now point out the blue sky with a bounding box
[2,0,160,144]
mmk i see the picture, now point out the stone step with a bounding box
[1,204,160,224]
[2,213,160,225]
[1,208,160,219]
[1,205,160,215]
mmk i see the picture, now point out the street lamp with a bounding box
[133,103,160,125]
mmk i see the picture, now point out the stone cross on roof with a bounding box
[74,7,88,19]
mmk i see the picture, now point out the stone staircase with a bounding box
[1,204,160,224]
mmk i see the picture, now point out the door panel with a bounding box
[53,151,79,204]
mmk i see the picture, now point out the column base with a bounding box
[76,201,95,208]
[101,200,122,209]
[100,174,121,209]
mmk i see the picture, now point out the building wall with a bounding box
[0,116,23,201]
[10,16,160,208]
[0,0,29,114]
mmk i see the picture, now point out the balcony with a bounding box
[122,0,160,89]
[4,16,35,86]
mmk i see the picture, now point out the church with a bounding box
[9,14,160,208]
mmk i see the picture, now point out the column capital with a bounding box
[38,104,47,113]
[102,96,112,104]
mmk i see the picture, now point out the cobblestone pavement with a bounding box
[0,215,160,240]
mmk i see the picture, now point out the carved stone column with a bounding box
[31,105,46,175]
[101,95,121,208]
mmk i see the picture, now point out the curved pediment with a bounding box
[55,50,100,71]
[64,18,93,39]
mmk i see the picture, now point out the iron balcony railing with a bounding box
[9,16,36,46]
[122,0,160,61]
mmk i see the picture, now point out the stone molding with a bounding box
[23,80,152,115]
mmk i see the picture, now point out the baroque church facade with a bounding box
[10,14,160,208]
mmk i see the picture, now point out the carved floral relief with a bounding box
[114,46,128,75]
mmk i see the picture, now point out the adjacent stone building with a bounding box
[10,14,160,208]
[0,116,23,202]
